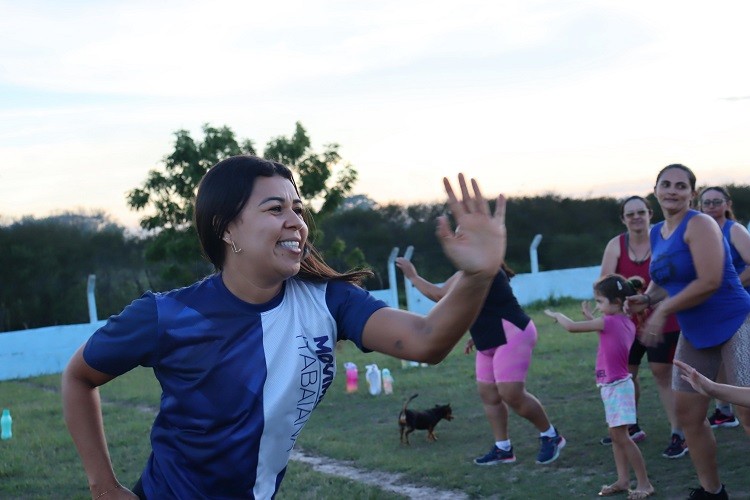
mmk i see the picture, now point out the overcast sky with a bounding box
[2,0,750,229]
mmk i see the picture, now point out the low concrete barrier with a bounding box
[0,249,600,381]
[0,321,105,380]
[404,264,601,316]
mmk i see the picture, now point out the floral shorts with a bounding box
[599,375,636,428]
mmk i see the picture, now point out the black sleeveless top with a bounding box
[469,270,531,351]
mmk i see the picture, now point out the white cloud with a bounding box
[1,0,750,228]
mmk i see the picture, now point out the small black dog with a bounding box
[398,393,453,445]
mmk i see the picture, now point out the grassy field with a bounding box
[1,300,749,499]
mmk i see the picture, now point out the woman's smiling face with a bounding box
[224,175,309,284]
[621,198,651,233]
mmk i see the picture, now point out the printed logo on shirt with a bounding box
[313,335,335,405]
[287,333,335,450]
[289,334,320,450]
[650,253,675,284]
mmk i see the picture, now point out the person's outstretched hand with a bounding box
[395,257,418,280]
[625,294,648,315]
[464,337,476,355]
[544,309,560,322]
[673,359,713,397]
[438,174,506,277]
[581,301,594,320]
[638,308,666,347]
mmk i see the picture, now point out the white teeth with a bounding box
[279,241,300,250]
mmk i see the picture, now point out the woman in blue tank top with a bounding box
[699,186,750,293]
[699,186,750,430]
[627,164,750,500]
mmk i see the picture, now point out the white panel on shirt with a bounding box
[253,280,338,498]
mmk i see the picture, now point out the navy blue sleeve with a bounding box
[325,280,388,352]
[82,292,160,376]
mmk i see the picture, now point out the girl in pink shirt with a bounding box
[546,274,654,500]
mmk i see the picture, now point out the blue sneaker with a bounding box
[474,445,516,465]
[536,431,566,464]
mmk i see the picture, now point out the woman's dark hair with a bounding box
[618,195,652,219]
[501,262,515,279]
[593,273,644,305]
[699,186,735,221]
[655,163,697,191]
[194,155,372,284]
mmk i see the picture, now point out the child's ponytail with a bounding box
[594,274,644,303]
[627,277,645,294]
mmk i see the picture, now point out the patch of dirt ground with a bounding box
[290,448,468,500]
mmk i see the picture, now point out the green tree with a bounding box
[263,122,357,217]
[0,213,146,331]
[127,122,360,287]
[126,124,254,286]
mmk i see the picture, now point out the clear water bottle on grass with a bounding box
[365,364,382,395]
[1,409,12,440]
[382,368,394,395]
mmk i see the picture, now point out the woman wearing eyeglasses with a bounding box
[599,195,685,458]
[699,186,750,430]
[699,187,750,292]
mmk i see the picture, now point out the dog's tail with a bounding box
[398,393,418,426]
[401,393,418,413]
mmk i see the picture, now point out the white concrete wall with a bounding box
[0,254,600,381]
[404,265,601,316]
[512,265,601,305]
[0,321,106,380]
[368,247,401,308]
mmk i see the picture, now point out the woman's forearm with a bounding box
[707,381,750,407]
[408,274,448,302]
[417,270,494,361]
[739,268,750,288]
[654,278,719,316]
[62,353,121,495]
[643,282,668,305]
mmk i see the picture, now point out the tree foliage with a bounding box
[0,213,148,331]
[4,185,750,331]
[263,122,357,217]
[322,186,750,289]
[127,125,256,231]
[126,122,359,287]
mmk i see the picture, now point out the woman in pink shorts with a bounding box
[396,259,564,465]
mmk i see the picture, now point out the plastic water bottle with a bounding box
[365,364,382,395]
[1,409,12,440]
[401,359,420,369]
[382,368,394,395]
[344,362,358,393]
